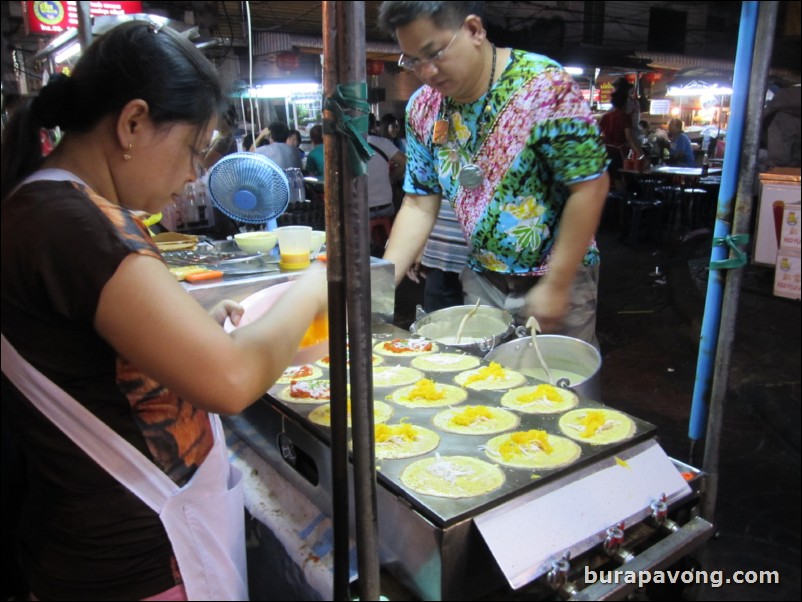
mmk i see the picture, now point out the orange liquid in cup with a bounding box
[279,252,311,270]
[300,313,329,348]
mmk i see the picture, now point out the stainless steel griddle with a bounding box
[225,321,712,600]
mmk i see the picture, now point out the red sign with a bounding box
[24,2,143,35]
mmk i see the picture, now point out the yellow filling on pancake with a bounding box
[485,431,582,470]
[432,405,520,435]
[558,408,636,445]
[500,384,579,414]
[455,362,526,390]
[373,423,440,460]
[387,379,468,408]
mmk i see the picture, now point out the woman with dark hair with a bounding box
[379,113,407,152]
[600,87,643,179]
[1,20,327,601]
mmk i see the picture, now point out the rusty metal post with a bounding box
[322,3,380,600]
[701,0,778,522]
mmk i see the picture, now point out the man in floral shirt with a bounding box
[379,1,609,345]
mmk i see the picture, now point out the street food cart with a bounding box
[172,241,712,600]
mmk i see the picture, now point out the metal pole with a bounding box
[323,3,381,600]
[687,1,759,444]
[76,2,92,50]
[322,4,350,598]
[701,1,777,522]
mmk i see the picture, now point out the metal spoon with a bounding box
[454,299,481,344]
[526,316,554,385]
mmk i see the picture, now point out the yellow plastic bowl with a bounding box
[234,231,278,253]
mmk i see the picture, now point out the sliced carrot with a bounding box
[185,270,224,283]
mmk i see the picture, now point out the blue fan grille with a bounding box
[207,153,290,224]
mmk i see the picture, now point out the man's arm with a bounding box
[382,193,441,285]
[524,172,610,331]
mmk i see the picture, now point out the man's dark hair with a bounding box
[309,124,323,145]
[378,1,485,34]
[268,121,290,142]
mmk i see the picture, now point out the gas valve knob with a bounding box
[603,522,625,556]
[650,493,669,526]
[650,493,679,532]
[547,551,571,590]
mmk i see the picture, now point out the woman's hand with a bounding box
[210,299,244,327]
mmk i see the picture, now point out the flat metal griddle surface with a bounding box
[264,327,656,529]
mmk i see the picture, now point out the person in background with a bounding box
[613,76,640,132]
[287,127,306,161]
[407,199,470,311]
[664,118,696,168]
[380,112,407,153]
[378,1,608,345]
[0,20,327,601]
[367,113,405,221]
[638,119,652,146]
[253,121,303,170]
[304,123,325,177]
[599,87,642,179]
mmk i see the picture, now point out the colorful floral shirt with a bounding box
[404,50,608,275]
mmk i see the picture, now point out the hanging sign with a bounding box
[649,99,671,115]
[24,2,143,35]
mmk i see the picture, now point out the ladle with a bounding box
[525,316,555,386]
[454,299,481,345]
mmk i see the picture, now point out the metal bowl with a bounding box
[409,305,514,356]
[484,335,602,400]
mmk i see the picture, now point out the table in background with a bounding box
[619,167,723,237]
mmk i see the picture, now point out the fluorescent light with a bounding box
[666,85,733,97]
[565,66,584,76]
[54,42,81,65]
[245,83,321,98]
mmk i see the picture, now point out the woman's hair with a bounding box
[1,20,224,199]
[287,128,302,146]
[378,1,485,34]
[610,88,630,110]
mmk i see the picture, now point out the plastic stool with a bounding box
[682,188,709,231]
[369,217,393,255]
[656,185,682,233]
[624,198,662,245]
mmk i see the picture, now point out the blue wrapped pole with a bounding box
[688,1,759,441]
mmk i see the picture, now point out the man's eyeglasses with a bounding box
[398,28,461,71]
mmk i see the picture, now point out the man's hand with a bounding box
[406,261,427,284]
[523,279,570,334]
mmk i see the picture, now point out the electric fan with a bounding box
[207,152,290,230]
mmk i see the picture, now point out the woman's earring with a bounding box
[123,143,133,161]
